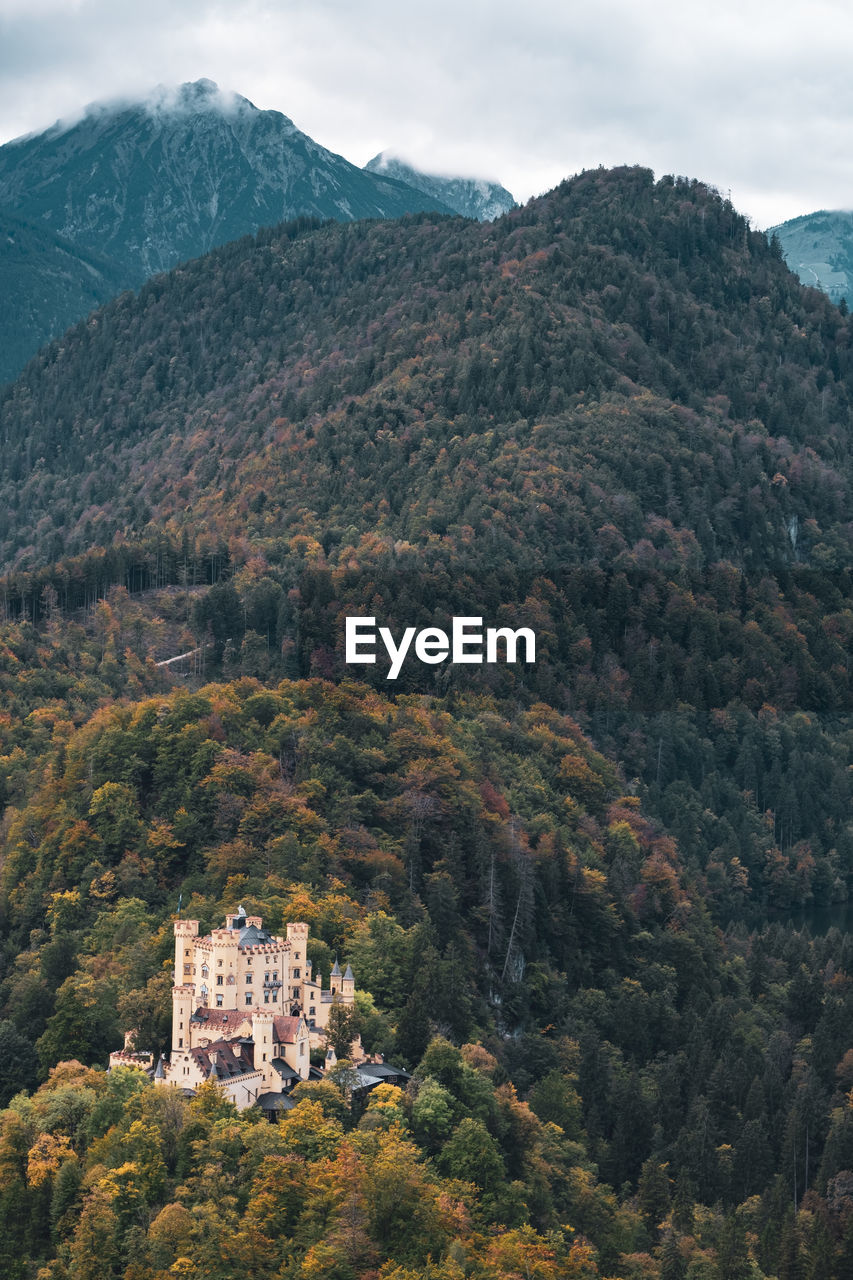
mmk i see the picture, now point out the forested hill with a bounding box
[1,165,852,918]
[1,165,850,576]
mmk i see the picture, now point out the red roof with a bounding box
[273,1015,303,1044]
[190,1007,250,1033]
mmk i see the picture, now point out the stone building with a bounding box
[155,906,356,1110]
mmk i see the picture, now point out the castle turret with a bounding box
[173,918,199,984]
[253,1009,275,1087]
[342,964,355,1001]
[171,986,194,1056]
[330,957,342,996]
[286,922,309,997]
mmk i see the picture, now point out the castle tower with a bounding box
[330,958,342,995]
[286,921,308,1002]
[253,1009,275,1088]
[342,964,355,1002]
[173,919,199,984]
[286,921,308,969]
[171,986,194,1056]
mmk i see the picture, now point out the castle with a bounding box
[119,906,357,1111]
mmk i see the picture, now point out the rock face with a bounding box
[365,151,514,222]
[0,79,455,382]
[768,209,853,306]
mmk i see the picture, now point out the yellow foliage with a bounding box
[26,1132,74,1186]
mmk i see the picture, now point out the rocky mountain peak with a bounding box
[364,150,514,221]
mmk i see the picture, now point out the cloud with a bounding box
[1,0,853,224]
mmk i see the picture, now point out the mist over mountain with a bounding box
[364,150,515,221]
[769,208,853,305]
[0,79,457,383]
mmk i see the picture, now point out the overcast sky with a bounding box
[1,0,852,228]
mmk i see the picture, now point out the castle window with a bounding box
[178,1037,183,1047]
[264,994,269,1004]
[293,987,300,998]
[216,976,223,986]
[201,964,209,978]
[245,994,253,1005]
[183,964,192,975]
[299,1042,305,1056]
[200,984,208,1000]
[216,995,223,1008]
[185,949,190,956]
[293,968,300,978]
[218,959,223,966]
[245,974,252,984]
[309,1006,315,1016]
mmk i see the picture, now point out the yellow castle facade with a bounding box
[148,906,356,1110]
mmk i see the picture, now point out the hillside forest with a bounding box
[0,168,852,1278]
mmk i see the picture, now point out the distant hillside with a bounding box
[769,208,853,305]
[365,150,514,221]
[0,208,125,380]
[2,167,849,579]
[0,79,456,382]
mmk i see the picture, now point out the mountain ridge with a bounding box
[364,149,515,221]
[0,79,462,383]
[3,166,849,577]
[0,78,458,279]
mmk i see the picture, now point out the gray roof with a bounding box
[238,923,273,946]
[331,959,341,976]
[271,1057,299,1081]
[360,1062,411,1081]
[343,964,354,980]
[154,1056,165,1080]
[256,1092,297,1112]
[350,1071,385,1091]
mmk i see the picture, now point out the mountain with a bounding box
[0,208,125,381]
[364,149,515,220]
[769,208,853,304]
[0,79,456,383]
[2,167,849,579]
